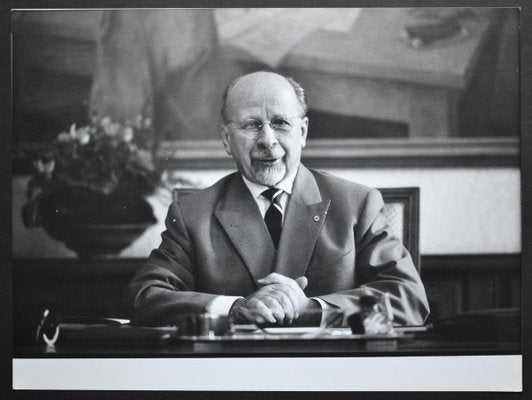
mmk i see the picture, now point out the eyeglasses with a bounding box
[227,115,304,137]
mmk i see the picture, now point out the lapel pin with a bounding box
[314,215,320,222]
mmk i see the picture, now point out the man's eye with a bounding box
[241,121,261,131]
[272,118,291,128]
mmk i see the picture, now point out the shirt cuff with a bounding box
[205,295,243,316]
[311,297,333,327]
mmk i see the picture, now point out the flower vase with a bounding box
[37,190,156,259]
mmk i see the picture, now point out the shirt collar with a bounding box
[241,166,298,200]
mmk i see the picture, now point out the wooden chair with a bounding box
[379,187,420,272]
[173,186,421,272]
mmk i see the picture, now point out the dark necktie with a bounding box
[262,188,283,249]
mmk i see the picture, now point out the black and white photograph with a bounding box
[5,3,528,394]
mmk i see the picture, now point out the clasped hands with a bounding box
[229,272,319,326]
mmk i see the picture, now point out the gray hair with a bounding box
[221,72,309,124]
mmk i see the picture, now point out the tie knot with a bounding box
[262,187,283,203]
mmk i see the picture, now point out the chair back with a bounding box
[172,186,421,271]
[379,187,420,272]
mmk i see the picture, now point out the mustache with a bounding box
[251,150,284,160]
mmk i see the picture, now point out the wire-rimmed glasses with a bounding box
[227,115,304,138]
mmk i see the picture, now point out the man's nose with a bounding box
[256,123,278,148]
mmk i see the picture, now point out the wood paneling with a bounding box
[421,254,521,321]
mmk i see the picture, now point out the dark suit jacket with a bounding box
[129,166,430,326]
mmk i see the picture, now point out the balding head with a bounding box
[221,72,308,124]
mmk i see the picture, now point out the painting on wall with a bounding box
[13,8,519,170]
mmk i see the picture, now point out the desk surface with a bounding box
[15,331,520,358]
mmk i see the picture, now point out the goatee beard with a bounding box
[252,163,285,186]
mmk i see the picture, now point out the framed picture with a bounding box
[6,2,527,396]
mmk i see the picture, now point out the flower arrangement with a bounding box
[22,115,160,229]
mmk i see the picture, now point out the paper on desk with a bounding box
[261,327,324,335]
[215,8,362,68]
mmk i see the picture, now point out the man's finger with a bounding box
[256,274,311,317]
[262,289,295,324]
[264,283,303,312]
[295,276,308,290]
[236,297,277,324]
[258,296,286,324]
[252,298,277,324]
[258,273,302,293]
[257,272,292,285]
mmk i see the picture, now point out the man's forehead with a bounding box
[229,96,299,119]
[227,74,299,115]
[234,97,291,111]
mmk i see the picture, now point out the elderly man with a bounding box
[129,71,429,327]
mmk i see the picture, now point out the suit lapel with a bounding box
[275,166,330,279]
[215,175,276,287]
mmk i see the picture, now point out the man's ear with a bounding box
[300,116,309,149]
[221,125,232,155]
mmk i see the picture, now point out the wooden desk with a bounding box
[225,8,497,138]
[14,330,520,358]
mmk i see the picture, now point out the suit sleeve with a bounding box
[128,202,217,326]
[319,188,430,326]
